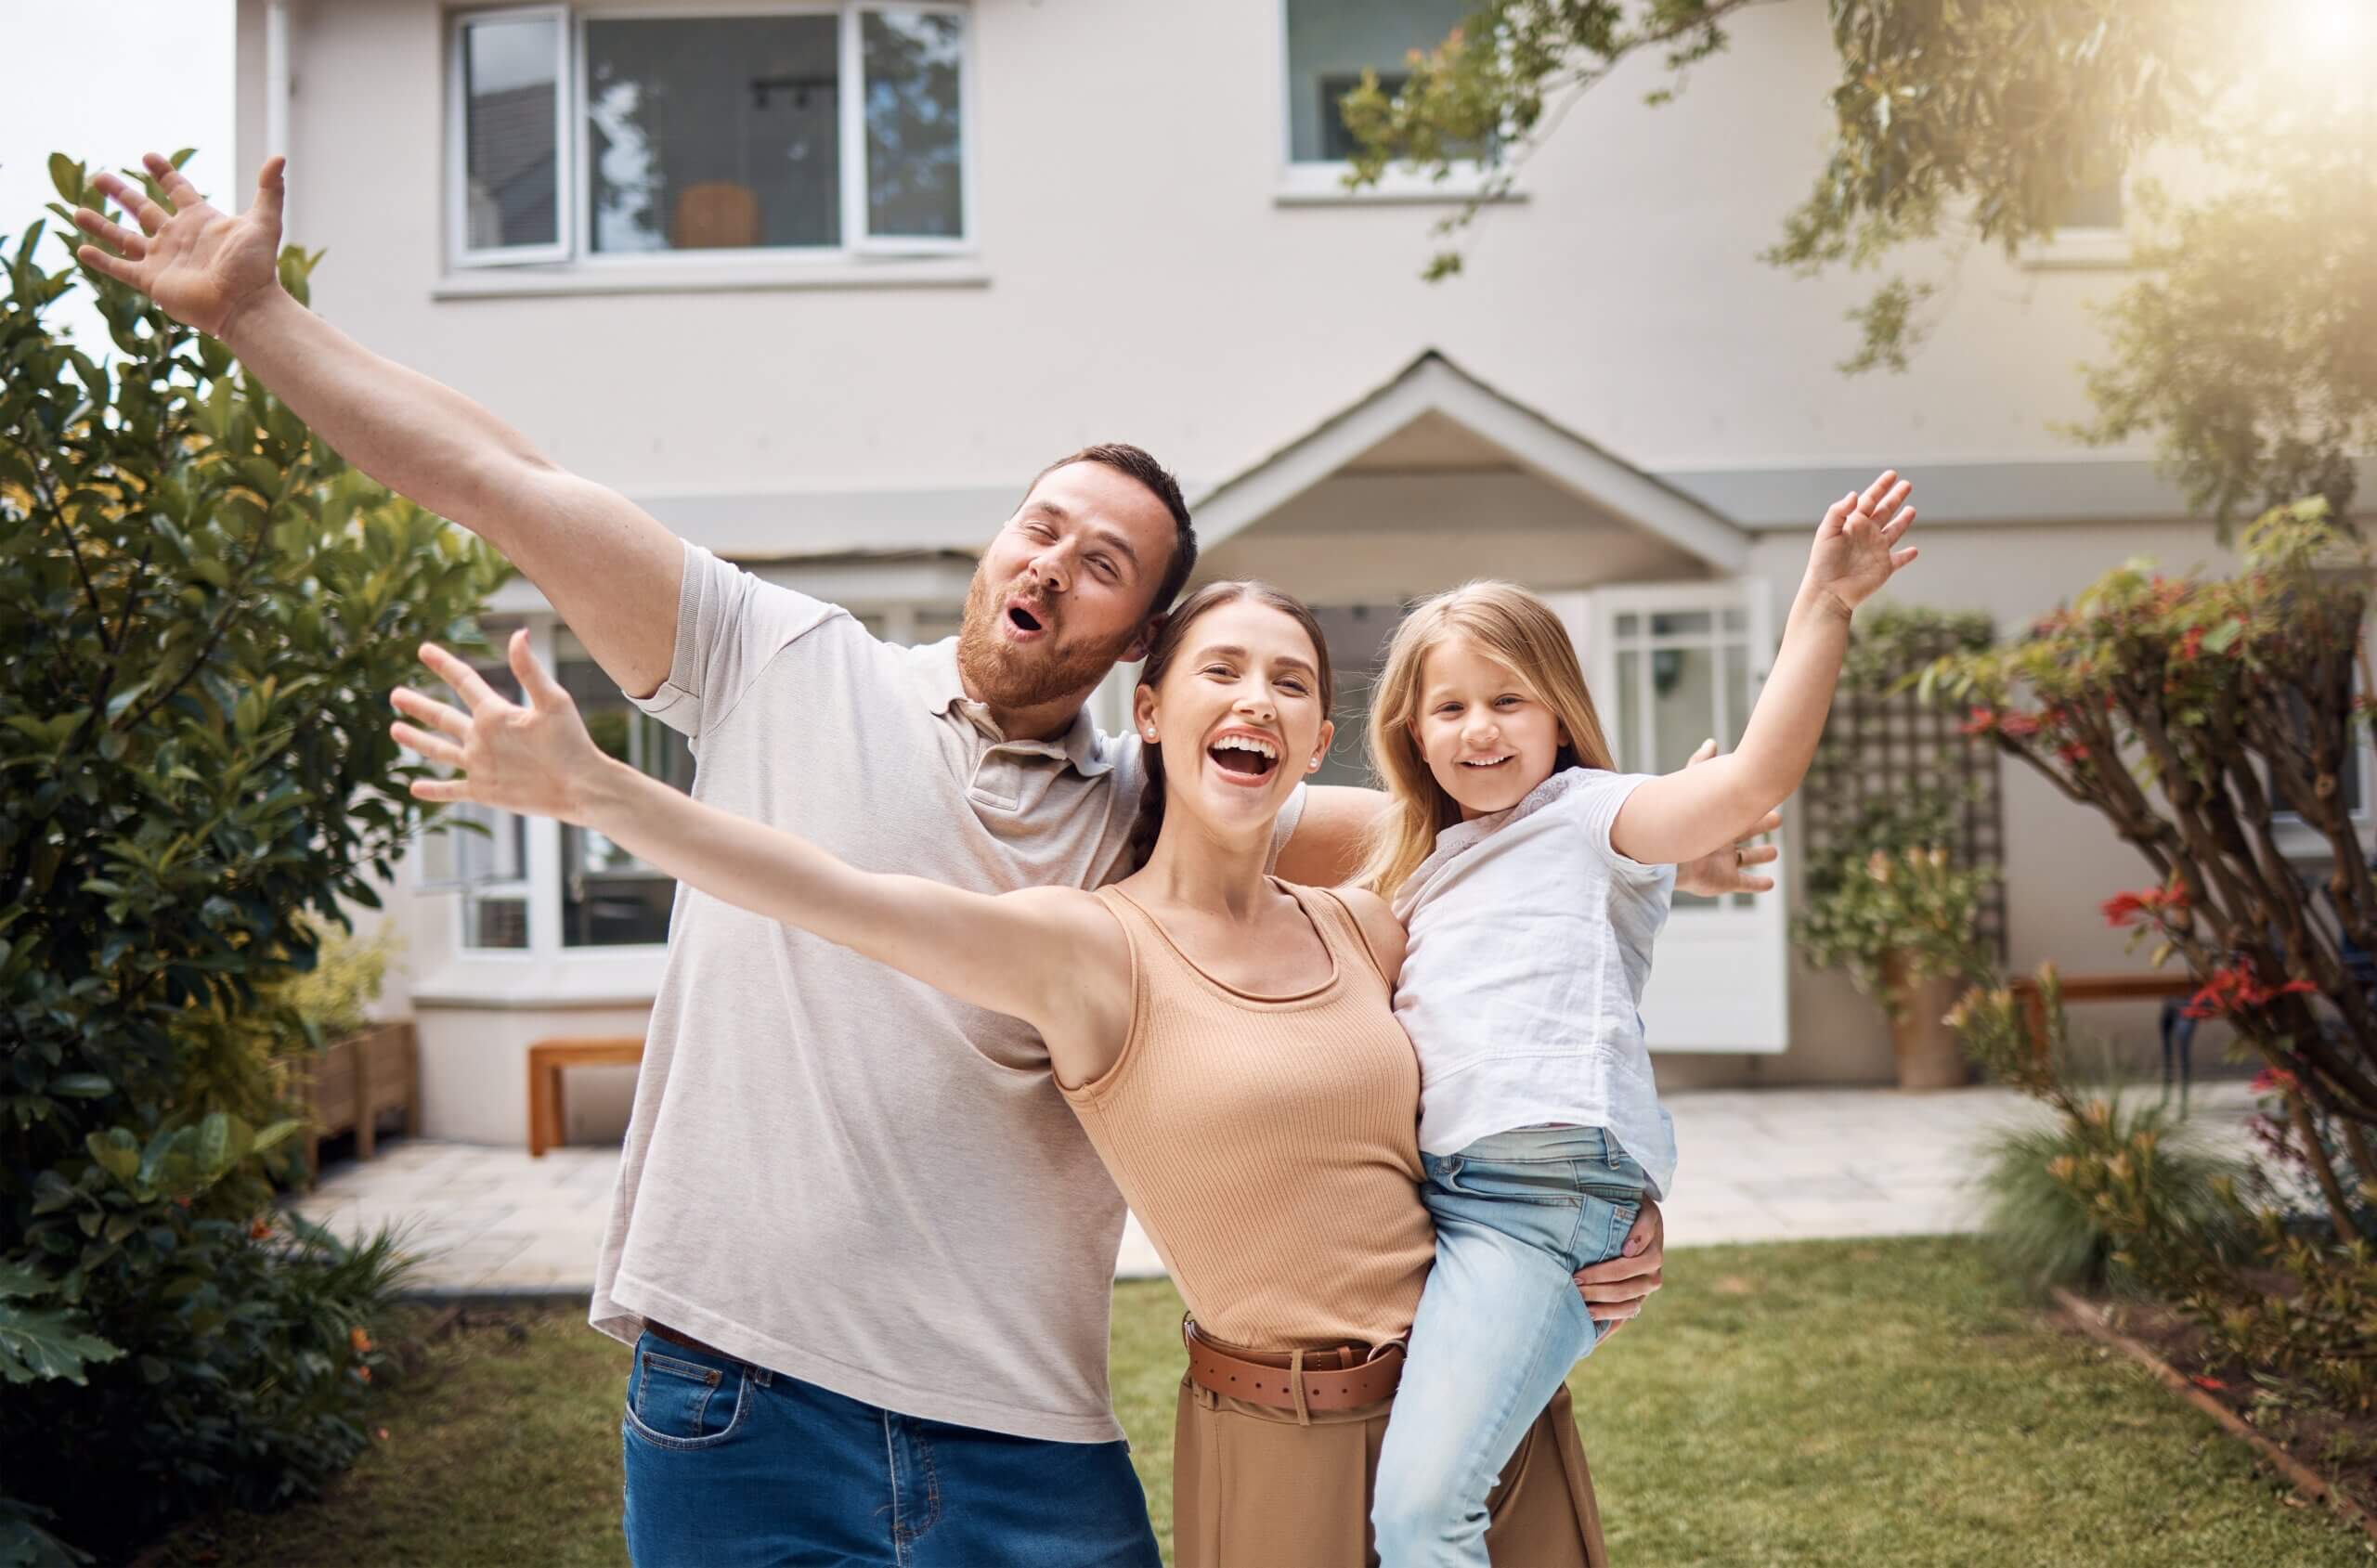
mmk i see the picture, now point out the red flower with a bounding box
[2183,962,2317,1019]
[1960,706,1996,736]
[2189,1374,2229,1393]
[2178,627,2204,662]
[2101,884,2188,929]
[1999,712,2043,738]
[2249,1067,2298,1096]
[2058,742,2091,766]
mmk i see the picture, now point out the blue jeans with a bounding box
[1370,1126,1647,1568]
[620,1330,1162,1567]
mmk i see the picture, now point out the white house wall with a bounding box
[229,0,2300,1126]
[241,0,2158,517]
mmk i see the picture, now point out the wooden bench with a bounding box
[526,1035,645,1157]
[2007,972,2204,1092]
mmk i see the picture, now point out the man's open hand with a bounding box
[73,153,287,342]
[1673,738,1780,897]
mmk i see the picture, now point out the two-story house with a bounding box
[230,0,2338,1147]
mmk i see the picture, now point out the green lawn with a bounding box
[155,1238,2371,1566]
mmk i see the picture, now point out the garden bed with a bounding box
[2056,1288,2377,1539]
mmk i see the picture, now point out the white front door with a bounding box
[1543,582,1790,1052]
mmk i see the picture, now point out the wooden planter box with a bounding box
[292,1020,419,1181]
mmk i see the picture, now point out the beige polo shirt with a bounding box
[590,541,1302,1443]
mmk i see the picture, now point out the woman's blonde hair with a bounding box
[1357,581,1618,898]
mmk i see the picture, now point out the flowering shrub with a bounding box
[1925,500,2376,1241]
[1954,970,2371,1416]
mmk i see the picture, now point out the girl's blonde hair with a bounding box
[1357,581,1619,898]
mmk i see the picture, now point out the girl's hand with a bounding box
[390,631,610,823]
[1802,470,1917,616]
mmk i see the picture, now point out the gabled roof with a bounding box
[1189,351,1750,570]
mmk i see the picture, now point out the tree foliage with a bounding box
[1,152,506,1562]
[1343,0,2372,534]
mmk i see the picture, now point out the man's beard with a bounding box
[954,570,1137,715]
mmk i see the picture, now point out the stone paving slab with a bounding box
[281,1081,2263,1297]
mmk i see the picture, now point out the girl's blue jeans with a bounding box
[1370,1124,1648,1568]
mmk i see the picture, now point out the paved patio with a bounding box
[283,1081,2262,1297]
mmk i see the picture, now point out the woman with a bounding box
[392,581,1607,1565]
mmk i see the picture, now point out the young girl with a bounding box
[1364,472,1918,1567]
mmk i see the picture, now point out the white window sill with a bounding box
[2019,229,2134,272]
[2273,814,2374,867]
[434,256,991,301]
[1274,162,1524,208]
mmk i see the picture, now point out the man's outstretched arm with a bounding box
[75,154,682,697]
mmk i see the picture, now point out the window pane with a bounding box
[1285,0,1472,163]
[1650,610,1711,638]
[1649,646,1718,776]
[469,898,530,949]
[2056,127,2124,228]
[913,608,964,645]
[1306,603,1406,788]
[586,16,841,253]
[442,638,530,948]
[555,629,695,946]
[864,10,965,239]
[462,14,562,250]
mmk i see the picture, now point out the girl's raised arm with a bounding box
[390,634,1131,1080]
[1609,471,1917,868]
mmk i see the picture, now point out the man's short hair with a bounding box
[1029,443,1198,615]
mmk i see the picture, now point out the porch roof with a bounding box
[1188,351,1751,571]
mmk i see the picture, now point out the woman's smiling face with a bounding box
[1412,636,1567,820]
[1135,598,1333,840]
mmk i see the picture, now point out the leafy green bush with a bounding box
[0,152,505,1562]
[270,915,396,1046]
[1975,1084,2245,1295]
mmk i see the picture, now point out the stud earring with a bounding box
[1307,758,1321,771]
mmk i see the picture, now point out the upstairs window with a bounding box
[450,4,970,268]
[1283,0,1474,166]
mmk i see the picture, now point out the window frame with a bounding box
[448,3,576,270]
[1272,0,1507,205]
[2271,612,2377,865]
[448,1,976,274]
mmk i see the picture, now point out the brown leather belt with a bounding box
[1182,1318,1404,1414]
[645,1320,734,1361]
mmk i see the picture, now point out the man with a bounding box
[76,156,1773,1565]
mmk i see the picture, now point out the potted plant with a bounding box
[1797,793,1996,1089]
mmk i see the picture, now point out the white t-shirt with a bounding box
[1390,768,1678,1198]
[589,541,1304,1443]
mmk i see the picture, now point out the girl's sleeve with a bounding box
[1564,771,1669,885]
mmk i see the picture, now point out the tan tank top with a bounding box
[1064,880,1435,1353]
